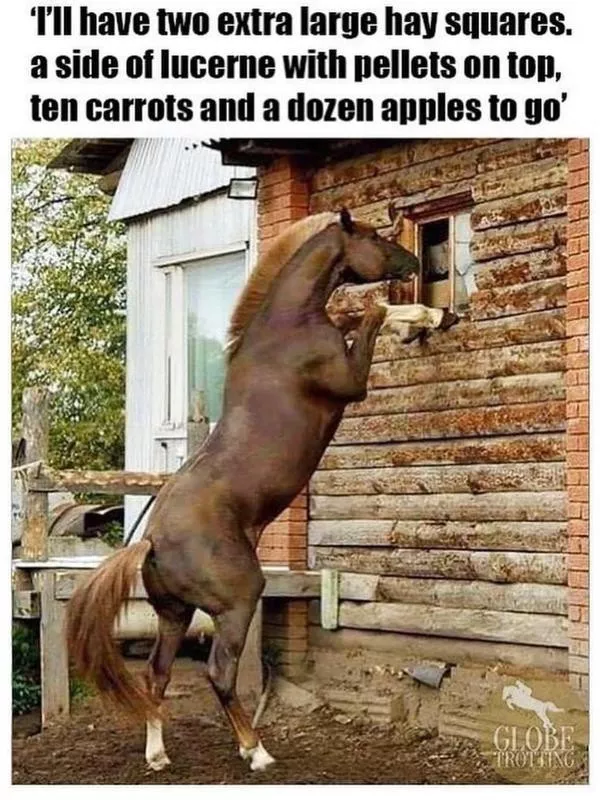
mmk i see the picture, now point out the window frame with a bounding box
[153,241,250,437]
[398,191,474,314]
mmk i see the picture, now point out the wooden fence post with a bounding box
[21,387,50,561]
[37,571,70,725]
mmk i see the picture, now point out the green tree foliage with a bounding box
[12,139,127,469]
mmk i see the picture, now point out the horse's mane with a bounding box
[225,212,338,359]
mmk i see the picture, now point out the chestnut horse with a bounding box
[66,209,455,773]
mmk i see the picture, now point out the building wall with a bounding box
[256,138,580,680]
[565,140,589,695]
[306,139,570,674]
[124,191,254,533]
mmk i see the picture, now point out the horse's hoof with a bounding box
[240,742,275,771]
[438,308,460,330]
[146,753,171,772]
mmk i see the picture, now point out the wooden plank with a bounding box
[374,577,567,615]
[369,340,565,388]
[308,624,568,673]
[470,219,566,262]
[336,601,568,647]
[309,520,567,552]
[37,572,70,726]
[373,309,565,363]
[320,569,339,630]
[311,462,564,496]
[319,433,565,470]
[474,250,565,290]
[312,547,566,584]
[470,278,565,321]
[474,138,567,173]
[346,372,564,417]
[471,187,566,230]
[311,139,490,193]
[311,147,481,212]
[21,388,50,561]
[54,568,321,601]
[334,401,565,445]
[337,572,567,613]
[473,157,567,203]
[31,466,170,496]
[327,281,389,316]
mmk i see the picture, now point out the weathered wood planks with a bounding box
[311,462,564,496]
[311,491,566,522]
[320,433,565,470]
[336,601,567,647]
[338,572,567,614]
[309,520,567,552]
[311,547,566,584]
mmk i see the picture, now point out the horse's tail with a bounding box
[66,539,156,720]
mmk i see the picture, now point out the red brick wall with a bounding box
[255,157,310,675]
[566,139,589,696]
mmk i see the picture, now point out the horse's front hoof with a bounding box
[439,308,460,330]
[146,753,171,772]
[240,741,276,771]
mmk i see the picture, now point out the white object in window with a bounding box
[186,251,246,424]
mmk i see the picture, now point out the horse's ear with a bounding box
[339,208,354,234]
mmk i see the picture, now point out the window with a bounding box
[157,247,247,437]
[186,250,246,424]
[397,194,475,314]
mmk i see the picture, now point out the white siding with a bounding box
[125,191,255,534]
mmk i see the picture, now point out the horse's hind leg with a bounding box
[207,604,275,772]
[144,607,193,771]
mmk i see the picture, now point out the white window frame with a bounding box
[152,241,250,440]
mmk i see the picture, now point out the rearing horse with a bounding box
[67,209,454,773]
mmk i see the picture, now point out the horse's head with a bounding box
[337,208,420,285]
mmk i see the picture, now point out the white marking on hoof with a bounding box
[145,717,171,772]
[239,741,275,771]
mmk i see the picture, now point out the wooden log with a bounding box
[310,462,564,497]
[470,278,565,321]
[37,572,70,726]
[373,308,565,363]
[320,569,339,630]
[373,577,567,614]
[334,401,565,445]
[336,601,568,647]
[474,250,565,290]
[311,491,566,523]
[327,281,389,316]
[346,372,564,418]
[309,520,567,552]
[31,466,171,496]
[369,340,565,389]
[21,388,50,561]
[470,219,566,263]
[474,138,567,173]
[471,187,566,231]
[319,433,565,470]
[308,624,568,673]
[312,547,566,584]
[473,157,567,203]
[53,568,321,601]
[311,147,481,212]
[311,139,490,193]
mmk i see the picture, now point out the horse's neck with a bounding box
[265,226,344,321]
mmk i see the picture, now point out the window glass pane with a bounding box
[453,211,475,313]
[186,251,246,424]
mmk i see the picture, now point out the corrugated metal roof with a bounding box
[108,139,254,222]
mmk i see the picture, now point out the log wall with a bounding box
[308,139,569,665]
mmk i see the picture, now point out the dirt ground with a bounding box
[12,661,586,785]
